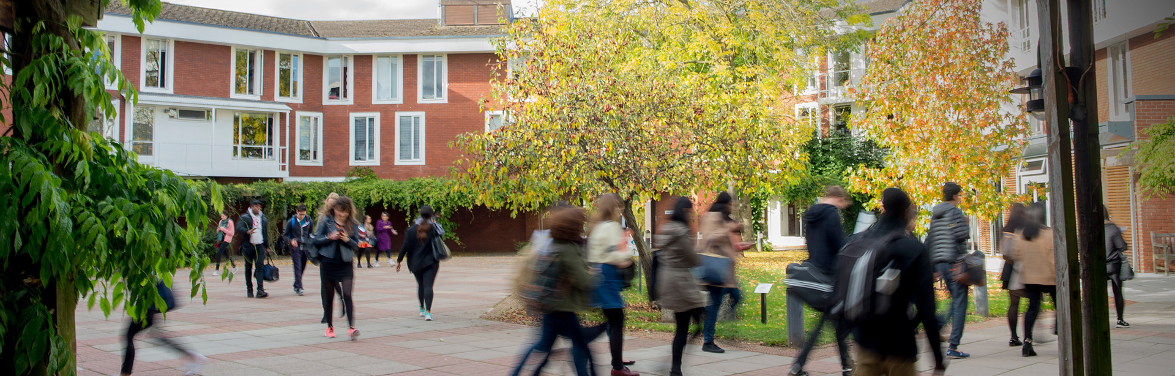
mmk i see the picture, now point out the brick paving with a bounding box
[75,256,1174,376]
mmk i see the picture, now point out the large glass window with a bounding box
[351,114,379,164]
[832,105,851,135]
[326,56,351,102]
[297,113,321,164]
[233,48,260,96]
[233,112,274,159]
[1108,43,1131,120]
[278,52,300,100]
[831,50,851,87]
[374,55,401,102]
[132,106,154,155]
[143,39,169,90]
[396,113,425,164]
[420,55,446,102]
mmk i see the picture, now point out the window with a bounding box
[1093,0,1107,22]
[1014,0,1031,51]
[324,56,353,104]
[832,105,851,134]
[485,111,511,132]
[419,55,447,103]
[296,112,323,165]
[831,50,851,87]
[395,112,425,165]
[350,113,380,165]
[142,38,172,92]
[373,55,402,104]
[1108,42,1131,121]
[166,108,211,121]
[131,106,154,156]
[796,104,819,136]
[103,34,121,89]
[232,47,262,98]
[277,52,301,101]
[233,112,274,160]
[88,100,120,141]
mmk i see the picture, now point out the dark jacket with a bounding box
[926,202,970,264]
[311,215,359,263]
[802,203,844,272]
[237,210,270,254]
[398,222,440,273]
[853,234,944,365]
[1105,222,1127,263]
[284,215,313,252]
[547,239,593,313]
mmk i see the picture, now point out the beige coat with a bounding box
[698,212,739,287]
[654,221,706,312]
[1011,228,1057,286]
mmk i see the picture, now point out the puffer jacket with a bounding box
[925,202,970,264]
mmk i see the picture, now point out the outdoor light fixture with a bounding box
[1011,68,1045,121]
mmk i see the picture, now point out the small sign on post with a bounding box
[754,283,773,324]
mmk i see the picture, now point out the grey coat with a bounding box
[926,202,970,264]
[654,221,706,312]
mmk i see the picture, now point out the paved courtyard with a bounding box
[74,256,1174,376]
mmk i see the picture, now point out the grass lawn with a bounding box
[576,251,1054,347]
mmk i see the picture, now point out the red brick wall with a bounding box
[173,41,231,98]
[1096,31,1175,122]
[1132,99,1175,272]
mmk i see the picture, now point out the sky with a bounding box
[166,0,541,20]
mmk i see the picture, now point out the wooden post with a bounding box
[1037,1,1084,375]
[786,290,805,346]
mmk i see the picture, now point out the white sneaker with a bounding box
[424,313,433,321]
[212,270,218,276]
[374,261,380,267]
[185,352,206,375]
[419,308,426,317]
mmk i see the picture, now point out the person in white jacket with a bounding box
[582,194,639,376]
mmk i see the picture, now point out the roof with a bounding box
[859,0,909,15]
[104,1,507,39]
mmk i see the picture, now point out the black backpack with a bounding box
[830,231,903,325]
[784,261,835,312]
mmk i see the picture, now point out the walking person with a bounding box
[851,188,946,376]
[582,194,640,376]
[120,281,206,376]
[1008,202,1056,357]
[999,203,1028,346]
[789,186,853,376]
[312,196,362,340]
[375,211,399,265]
[317,193,348,323]
[926,182,971,358]
[213,211,236,276]
[397,206,442,321]
[285,204,313,296]
[656,197,707,376]
[358,215,376,268]
[698,192,743,354]
[237,199,271,298]
[1105,205,1131,328]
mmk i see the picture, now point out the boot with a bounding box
[1009,336,1022,346]
[1022,339,1037,357]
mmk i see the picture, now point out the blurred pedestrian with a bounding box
[698,192,743,354]
[398,206,443,321]
[358,214,376,268]
[1000,203,1028,346]
[1009,202,1056,357]
[1105,205,1131,328]
[926,182,971,358]
[789,186,853,376]
[120,281,205,376]
[213,211,236,276]
[582,194,639,376]
[237,199,271,298]
[375,211,399,265]
[285,204,313,296]
[852,188,946,376]
[656,197,706,376]
[317,193,347,323]
[313,195,362,340]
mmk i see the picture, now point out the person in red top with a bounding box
[213,211,236,276]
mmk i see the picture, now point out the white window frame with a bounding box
[795,103,819,136]
[1107,42,1132,121]
[395,111,426,165]
[139,38,174,94]
[230,47,263,100]
[323,55,355,105]
[275,51,303,103]
[295,111,323,166]
[349,112,380,166]
[485,110,511,132]
[1013,0,1032,52]
[417,54,448,104]
[372,54,404,104]
[103,33,121,90]
[129,104,155,157]
[89,99,121,141]
[233,112,276,160]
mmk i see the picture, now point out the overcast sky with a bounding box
[167,0,541,20]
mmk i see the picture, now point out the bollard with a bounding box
[974,283,989,317]
[786,289,805,347]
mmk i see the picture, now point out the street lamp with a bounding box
[1011,68,1045,120]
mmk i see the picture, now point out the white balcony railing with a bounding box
[134,142,288,178]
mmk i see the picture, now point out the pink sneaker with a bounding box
[349,327,360,341]
[325,326,335,338]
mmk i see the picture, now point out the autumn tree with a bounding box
[454,0,868,267]
[849,0,1030,220]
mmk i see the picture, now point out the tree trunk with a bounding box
[52,277,77,376]
[621,199,654,286]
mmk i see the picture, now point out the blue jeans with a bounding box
[509,312,596,376]
[936,262,969,348]
[291,248,308,290]
[704,285,742,344]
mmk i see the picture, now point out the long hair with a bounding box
[588,194,623,234]
[331,196,360,227]
[417,205,435,242]
[669,196,694,224]
[708,191,733,221]
[548,205,586,243]
[319,192,340,220]
[1023,202,1048,241]
[1002,203,1027,233]
[869,187,914,236]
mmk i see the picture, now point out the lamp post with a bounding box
[1011,68,1045,120]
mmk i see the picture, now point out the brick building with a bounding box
[82,1,534,252]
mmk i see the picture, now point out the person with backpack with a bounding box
[925,182,971,358]
[1009,203,1056,357]
[397,206,442,321]
[120,281,206,376]
[788,186,853,376]
[213,211,236,276]
[285,204,313,296]
[509,205,597,376]
[999,203,1028,346]
[312,196,362,340]
[237,199,271,298]
[1104,205,1131,328]
[582,194,639,376]
[698,192,743,354]
[656,197,707,376]
[843,188,945,376]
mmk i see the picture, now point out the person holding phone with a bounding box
[313,196,362,340]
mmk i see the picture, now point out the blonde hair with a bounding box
[587,193,623,234]
[319,192,340,219]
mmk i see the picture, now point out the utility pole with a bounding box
[1037,1,1084,375]
[1065,0,1113,374]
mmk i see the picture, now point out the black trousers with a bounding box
[1007,293,1022,338]
[321,273,355,328]
[214,242,235,269]
[414,263,440,310]
[582,308,626,370]
[671,308,703,373]
[244,245,266,293]
[121,311,190,374]
[1023,284,1057,340]
[1108,261,1126,321]
[793,312,852,371]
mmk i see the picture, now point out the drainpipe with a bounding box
[1129,165,1139,271]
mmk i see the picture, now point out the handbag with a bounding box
[263,254,280,281]
[619,262,636,289]
[1121,261,1135,281]
[952,250,986,286]
[691,253,732,286]
[432,236,452,262]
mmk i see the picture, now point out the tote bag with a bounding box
[690,253,732,286]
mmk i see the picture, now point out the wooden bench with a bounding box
[1152,232,1175,276]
